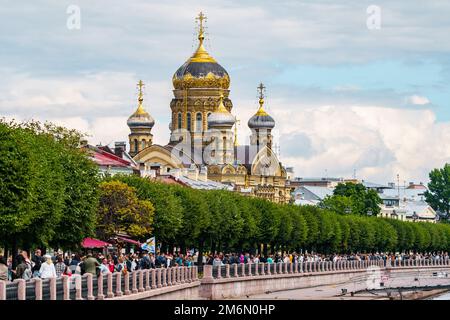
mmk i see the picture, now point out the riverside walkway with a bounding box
[1,258,449,300]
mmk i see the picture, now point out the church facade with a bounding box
[126,12,292,204]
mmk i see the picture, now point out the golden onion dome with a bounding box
[248,84,275,129]
[127,81,155,129]
[172,12,230,90]
[208,92,235,128]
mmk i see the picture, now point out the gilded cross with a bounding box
[257,82,266,99]
[195,11,206,40]
[137,80,144,101]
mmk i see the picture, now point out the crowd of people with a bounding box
[1,248,448,282]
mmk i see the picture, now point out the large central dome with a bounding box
[172,13,230,90]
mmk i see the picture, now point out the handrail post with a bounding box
[233,264,238,277]
[156,268,162,288]
[194,266,198,280]
[75,275,83,300]
[86,273,95,300]
[163,268,168,290]
[240,263,246,276]
[97,273,105,299]
[16,279,26,300]
[115,272,123,297]
[180,266,185,283]
[267,263,271,275]
[0,280,6,300]
[203,265,213,280]
[35,278,43,300]
[139,270,146,291]
[124,271,130,295]
[167,268,172,286]
[132,270,138,293]
[216,265,222,279]
[106,273,114,298]
[225,264,230,278]
[151,269,157,289]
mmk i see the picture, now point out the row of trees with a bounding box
[0,120,99,255]
[2,120,450,262]
[108,175,450,263]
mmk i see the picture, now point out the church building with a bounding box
[126,12,292,204]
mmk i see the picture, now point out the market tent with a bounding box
[81,237,111,248]
[116,236,141,245]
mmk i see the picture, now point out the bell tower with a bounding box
[127,80,155,157]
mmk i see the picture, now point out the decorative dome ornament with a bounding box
[248,83,275,129]
[208,92,236,128]
[127,80,155,129]
[172,12,230,90]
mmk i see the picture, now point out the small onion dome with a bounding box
[248,97,275,129]
[208,93,235,128]
[127,96,155,129]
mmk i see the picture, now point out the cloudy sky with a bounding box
[1,0,449,184]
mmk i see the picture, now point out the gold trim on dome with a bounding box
[254,98,269,117]
[216,92,230,114]
[172,72,230,89]
[131,80,150,117]
[189,43,217,63]
[190,11,216,63]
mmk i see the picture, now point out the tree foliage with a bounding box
[96,181,154,240]
[0,120,99,251]
[321,182,382,216]
[425,163,450,217]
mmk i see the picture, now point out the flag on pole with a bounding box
[141,236,155,253]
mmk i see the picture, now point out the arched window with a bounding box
[141,139,146,150]
[177,112,182,129]
[134,139,138,154]
[223,136,226,163]
[187,113,192,131]
[196,112,202,132]
[206,112,212,130]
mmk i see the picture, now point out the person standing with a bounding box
[55,256,66,277]
[83,253,100,276]
[0,256,8,281]
[32,249,45,278]
[39,255,57,279]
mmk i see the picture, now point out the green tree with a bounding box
[322,182,382,216]
[112,175,183,251]
[96,181,154,240]
[425,163,450,218]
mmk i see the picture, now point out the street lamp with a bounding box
[412,211,419,222]
[367,209,373,216]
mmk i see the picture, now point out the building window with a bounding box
[206,112,212,130]
[187,113,191,131]
[177,112,182,129]
[141,139,146,150]
[196,112,202,132]
[134,139,138,154]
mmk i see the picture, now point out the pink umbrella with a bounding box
[81,237,112,248]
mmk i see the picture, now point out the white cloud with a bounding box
[407,95,430,105]
[274,104,450,183]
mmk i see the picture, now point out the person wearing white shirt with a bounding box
[39,255,57,279]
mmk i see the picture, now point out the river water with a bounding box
[431,291,450,300]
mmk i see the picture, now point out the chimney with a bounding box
[114,141,126,158]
